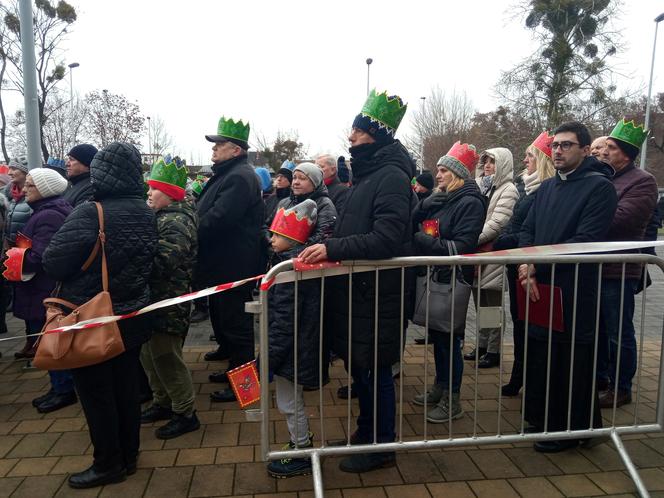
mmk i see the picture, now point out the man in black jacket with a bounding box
[518,121,617,453]
[63,144,97,207]
[300,90,414,473]
[198,117,264,403]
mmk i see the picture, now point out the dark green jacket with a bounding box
[150,199,198,337]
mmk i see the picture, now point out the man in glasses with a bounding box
[518,121,617,453]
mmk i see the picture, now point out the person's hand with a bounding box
[298,243,327,264]
[518,264,535,281]
[521,276,540,302]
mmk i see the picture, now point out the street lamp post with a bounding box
[640,12,664,170]
[366,58,373,96]
[147,116,152,158]
[68,62,79,111]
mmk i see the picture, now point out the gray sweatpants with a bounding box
[275,375,310,446]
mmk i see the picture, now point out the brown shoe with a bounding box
[14,341,36,359]
[599,389,632,409]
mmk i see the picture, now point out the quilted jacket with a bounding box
[1,183,32,249]
[62,171,94,207]
[43,142,158,350]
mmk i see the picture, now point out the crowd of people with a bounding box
[0,87,658,487]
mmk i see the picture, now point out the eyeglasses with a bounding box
[550,141,580,151]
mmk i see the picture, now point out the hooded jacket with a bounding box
[324,139,416,369]
[13,196,72,321]
[475,147,519,290]
[519,156,618,343]
[412,181,487,286]
[195,155,264,287]
[1,183,32,250]
[43,142,158,350]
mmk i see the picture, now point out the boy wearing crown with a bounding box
[266,199,325,478]
[300,90,416,473]
[140,156,201,439]
[596,119,657,409]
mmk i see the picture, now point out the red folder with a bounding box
[516,281,565,333]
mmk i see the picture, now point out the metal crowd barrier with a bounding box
[253,253,664,498]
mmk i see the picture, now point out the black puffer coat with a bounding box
[265,187,291,225]
[324,140,415,369]
[268,246,326,388]
[277,183,337,246]
[62,172,94,207]
[43,142,158,350]
[412,181,486,285]
[325,176,349,215]
[195,155,263,286]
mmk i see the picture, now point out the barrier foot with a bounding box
[311,451,324,498]
[611,431,650,497]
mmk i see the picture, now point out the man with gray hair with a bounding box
[315,154,348,215]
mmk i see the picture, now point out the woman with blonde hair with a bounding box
[494,131,555,396]
[410,142,486,422]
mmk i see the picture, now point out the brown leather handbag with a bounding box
[33,202,126,370]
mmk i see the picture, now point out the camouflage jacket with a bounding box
[150,199,198,337]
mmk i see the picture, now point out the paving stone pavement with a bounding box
[0,250,663,496]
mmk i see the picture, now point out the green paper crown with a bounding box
[360,89,408,133]
[609,119,648,149]
[216,116,250,142]
[149,155,188,190]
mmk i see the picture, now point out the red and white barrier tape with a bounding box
[1,240,662,343]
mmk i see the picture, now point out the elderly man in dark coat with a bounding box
[300,90,414,473]
[518,121,617,453]
[197,117,264,403]
[63,144,97,207]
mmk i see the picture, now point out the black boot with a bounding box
[68,464,127,489]
[36,391,77,413]
[478,352,500,368]
[155,412,201,440]
[141,404,174,424]
[210,388,236,402]
[463,347,487,361]
[337,383,357,400]
[32,388,55,407]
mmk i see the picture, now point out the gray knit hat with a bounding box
[436,141,479,180]
[294,162,323,189]
[8,155,29,174]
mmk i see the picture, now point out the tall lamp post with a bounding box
[420,96,426,173]
[366,58,373,96]
[147,116,152,158]
[68,62,79,111]
[640,12,664,170]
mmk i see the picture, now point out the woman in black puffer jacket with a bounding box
[43,142,158,489]
[410,143,486,423]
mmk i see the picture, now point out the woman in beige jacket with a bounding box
[464,147,519,368]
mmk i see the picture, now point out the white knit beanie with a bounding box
[29,168,69,198]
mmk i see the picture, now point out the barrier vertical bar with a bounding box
[311,451,325,498]
[260,286,270,460]
[566,264,580,432]
[590,264,603,429]
[294,271,300,447]
[634,265,648,426]
[398,267,405,442]
[521,272,531,434]
[346,268,354,445]
[449,264,456,434]
[611,264,627,427]
[497,264,507,436]
[373,269,379,444]
[543,264,556,433]
[424,265,431,441]
[473,265,482,438]
[319,276,326,446]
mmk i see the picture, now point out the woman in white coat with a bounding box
[464,147,519,368]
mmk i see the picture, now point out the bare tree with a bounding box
[403,86,475,171]
[252,129,307,171]
[42,88,88,159]
[1,0,77,161]
[147,115,173,156]
[83,90,144,148]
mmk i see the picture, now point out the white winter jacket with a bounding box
[474,147,519,291]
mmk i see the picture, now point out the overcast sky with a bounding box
[8,0,664,164]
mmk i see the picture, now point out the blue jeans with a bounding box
[351,366,395,443]
[598,279,638,392]
[432,332,463,393]
[49,370,75,394]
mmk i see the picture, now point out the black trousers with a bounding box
[209,284,254,369]
[72,347,141,470]
[524,337,603,432]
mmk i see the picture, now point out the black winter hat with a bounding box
[352,114,395,146]
[415,172,434,190]
[337,156,351,183]
[68,144,98,168]
[276,167,293,184]
[609,137,640,161]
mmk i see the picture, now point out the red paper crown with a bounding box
[270,206,315,244]
[2,247,29,282]
[0,165,8,175]
[447,141,479,171]
[532,131,554,158]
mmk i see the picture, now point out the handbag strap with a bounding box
[43,297,79,311]
[79,202,109,292]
